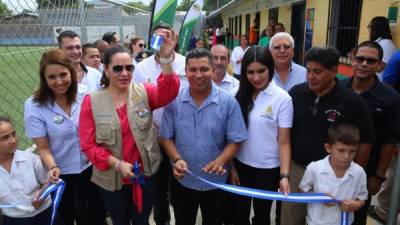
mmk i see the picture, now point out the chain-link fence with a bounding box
[0,0,153,148]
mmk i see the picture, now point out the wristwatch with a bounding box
[280,173,290,180]
[159,54,174,64]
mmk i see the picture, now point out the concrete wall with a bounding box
[278,4,292,32]
[306,0,330,46]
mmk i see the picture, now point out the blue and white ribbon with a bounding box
[150,34,164,51]
[38,179,66,225]
[0,179,65,225]
[185,170,349,225]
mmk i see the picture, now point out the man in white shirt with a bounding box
[57,30,102,92]
[210,44,239,96]
[231,35,250,80]
[133,23,187,225]
[269,32,306,92]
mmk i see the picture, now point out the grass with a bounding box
[0,46,54,148]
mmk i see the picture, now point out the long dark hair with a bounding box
[100,45,132,88]
[369,16,392,41]
[33,48,77,105]
[236,47,274,127]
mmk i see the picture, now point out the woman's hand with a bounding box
[279,178,290,196]
[118,161,135,178]
[158,29,178,59]
[47,166,60,183]
[229,165,240,185]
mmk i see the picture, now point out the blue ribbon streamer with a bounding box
[185,170,349,225]
[150,34,164,51]
[131,161,145,185]
[0,179,65,225]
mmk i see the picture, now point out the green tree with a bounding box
[0,1,11,16]
[124,0,152,13]
[36,0,78,9]
[176,0,194,11]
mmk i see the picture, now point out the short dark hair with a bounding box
[369,16,392,41]
[100,45,131,88]
[236,47,274,127]
[0,116,13,126]
[34,48,77,105]
[185,48,213,66]
[57,30,80,48]
[305,46,340,70]
[82,43,97,57]
[102,32,117,44]
[327,122,360,146]
[354,40,384,61]
[152,23,172,32]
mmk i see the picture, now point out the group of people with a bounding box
[0,17,399,225]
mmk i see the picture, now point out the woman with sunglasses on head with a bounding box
[232,47,292,225]
[129,37,146,65]
[24,48,107,225]
[78,30,180,225]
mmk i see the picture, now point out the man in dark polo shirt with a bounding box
[340,41,400,225]
[280,46,374,225]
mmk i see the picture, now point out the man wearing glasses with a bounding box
[57,30,102,92]
[281,46,374,225]
[340,41,400,225]
[269,32,306,92]
[210,44,239,96]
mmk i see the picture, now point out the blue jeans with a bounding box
[97,176,156,225]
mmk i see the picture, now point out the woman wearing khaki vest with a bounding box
[78,30,180,225]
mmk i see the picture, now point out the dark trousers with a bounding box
[153,151,171,225]
[233,159,280,225]
[171,178,224,225]
[58,166,107,225]
[97,176,156,225]
[3,206,51,225]
[353,195,372,225]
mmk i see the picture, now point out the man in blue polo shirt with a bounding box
[160,48,248,225]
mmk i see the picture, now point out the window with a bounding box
[328,0,362,64]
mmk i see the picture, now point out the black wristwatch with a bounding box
[280,173,290,180]
[372,173,386,182]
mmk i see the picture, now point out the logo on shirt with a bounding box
[325,109,341,122]
[261,105,274,120]
[53,115,64,124]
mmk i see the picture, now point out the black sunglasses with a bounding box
[354,56,379,65]
[112,64,134,73]
[138,44,146,48]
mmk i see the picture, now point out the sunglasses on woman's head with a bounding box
[112,64,134,73]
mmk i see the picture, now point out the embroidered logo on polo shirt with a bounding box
[53,115,64,124]
[261,105,274,120]
[325,109,341,122]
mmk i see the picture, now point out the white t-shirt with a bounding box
[80,65,102,92]
[236,81,293,168]
[299,156,368,225]
[214,73,240,96]
[133,53,188,127]
[0,150,52,218]
[376,38,397,80]
[231,46,249,75]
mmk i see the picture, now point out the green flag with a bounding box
[152,0,178,28]
[178,0,204,55]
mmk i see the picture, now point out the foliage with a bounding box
[36,0,78,9]
[176,0,194,11]
[124,0,152,12]
[0,1,11,16]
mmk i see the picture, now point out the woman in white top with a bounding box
[369,16,397,80]
[232,47,292,225]
[128,37,146,65]
[231,35,250,79]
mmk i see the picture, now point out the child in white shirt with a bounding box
[300,122,368,225]
[0,117,51,225]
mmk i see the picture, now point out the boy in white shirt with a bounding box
[0,117,51,225]
[300,122,368,225]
